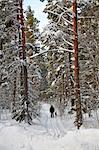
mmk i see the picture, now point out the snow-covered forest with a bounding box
[0,0,99,150]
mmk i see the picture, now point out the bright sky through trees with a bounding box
[24,0,48,31]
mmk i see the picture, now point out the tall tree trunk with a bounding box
[19,0,29,116]
[64,0,74,107]
[73,0,82,129]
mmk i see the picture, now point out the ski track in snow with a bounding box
[48,118,60,137]
[44,116,66,138]
[40,103,67,138]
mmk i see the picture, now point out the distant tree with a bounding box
[40,0,74,115]
[25,5,48,105]
[25,6,40,53]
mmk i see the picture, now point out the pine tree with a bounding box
[25,5,48,114]
[11,0,33,124]
[78,2,99,116]
[25,6,40,54]
[0,0,19,110]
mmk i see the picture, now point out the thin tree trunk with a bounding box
[13,73,17,107]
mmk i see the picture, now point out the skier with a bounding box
[50,105,55,118]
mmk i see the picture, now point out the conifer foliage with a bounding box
[0,0,43,124]
[25,6,40,48]
[0,0,99,129]
[40,0,99,128]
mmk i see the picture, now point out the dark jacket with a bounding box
[50,105,55,113]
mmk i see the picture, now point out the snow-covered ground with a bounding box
[0,104,99,150]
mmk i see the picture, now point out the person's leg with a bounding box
[52,113,54,118]
[51,113,52,118]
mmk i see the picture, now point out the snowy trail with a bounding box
[44,116,66,138]
[40,103,67,138]
[47,117,60,137]
[0,117,99,150]
[1,104,99,150]
[55,117,67,135]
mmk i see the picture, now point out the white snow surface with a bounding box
[0,104,99,150]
